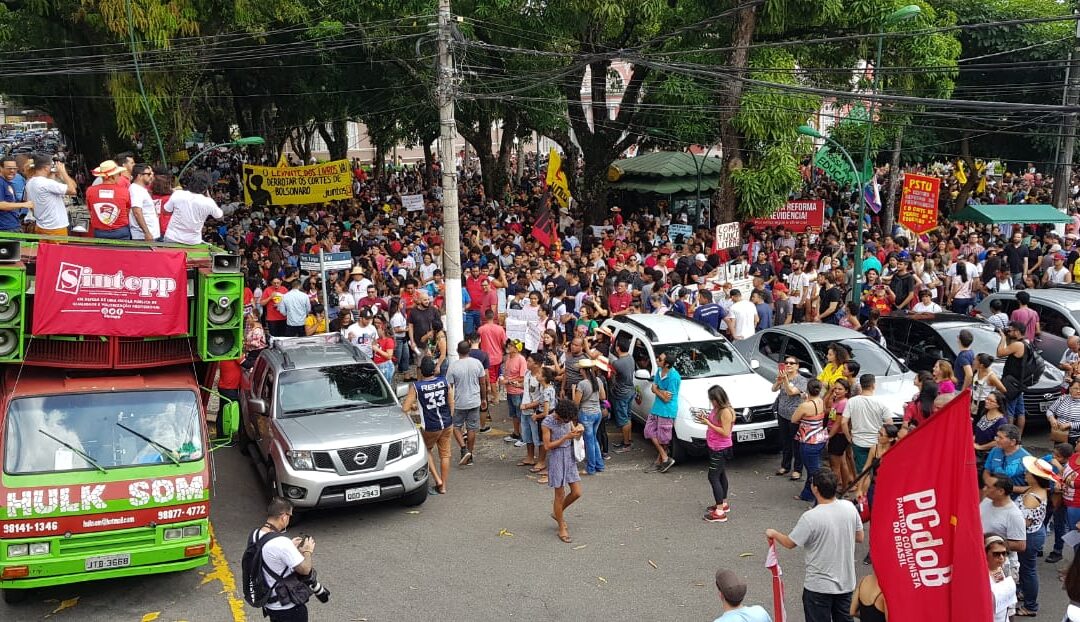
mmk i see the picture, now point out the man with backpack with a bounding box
[997,320,1042,436]
[243,497,318,621]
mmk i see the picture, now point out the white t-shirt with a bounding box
[912,301,942,313]
[346,322,379,356]
[1048,266,1070,284]
[256,532,304,612]
[845,394,894,448]
[127,182,160,240]
[730,300,758,339]
[348,278,372,300]
[25,176,70,230]
[390,311,408,337]
[163,189,222,244]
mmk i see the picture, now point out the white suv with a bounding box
[600,314,778,461]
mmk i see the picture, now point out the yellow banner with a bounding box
[243,160,352,207]
[545,148,571,210]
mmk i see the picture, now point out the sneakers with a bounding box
[478,426,492,433]
[614,443,633,454]
[459,451,473,466]
[1046,551,1064,564]
[705,502,731,514]
[513,439,526,448]
[659,457,676,473]
[503,434,519,443]
[704,508,728,523]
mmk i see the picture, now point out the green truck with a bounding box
[0,234,241,602]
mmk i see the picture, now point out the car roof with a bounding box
[263,335,371,370]
[765,323,866,342]
[605,313,722,344]
[881,312,990,328]
[985,287,1080,311]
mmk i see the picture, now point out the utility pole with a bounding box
[1053,13,1080,214]
[437,0,465,361]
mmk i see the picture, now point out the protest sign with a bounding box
[897,173,941,235]
[402,194,425,212]
[751,200,825,233]
[668,224,693,241]
[713,222,741,250]
[243,160,352,206]
[506,308,540,352]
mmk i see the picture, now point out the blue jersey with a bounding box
[692,302,724,330]
[416,376,452,431]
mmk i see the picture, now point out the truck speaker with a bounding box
[211,253,241,274]
[195,269,243,361]
[0,266,25,361]
[0,240,21,263]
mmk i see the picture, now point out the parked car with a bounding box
[733,324,917,418]
[599,314,777,461]
[877,312,1065,418]
[239,333,429,510]
[976,287,1080,366]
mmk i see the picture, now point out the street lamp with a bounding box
[798,124,865,301]
[861,4,922,227]
[176,136,265,182]
[692,144,718,227]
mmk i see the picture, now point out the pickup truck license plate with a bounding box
[736,429,766,443]
[86,553,130,571]
[345,485,381,502]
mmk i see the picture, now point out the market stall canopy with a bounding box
[951,204,1071,225]
[608,151,722,195]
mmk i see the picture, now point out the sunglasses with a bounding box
[784,361,799,365]
[988,550,1007,558]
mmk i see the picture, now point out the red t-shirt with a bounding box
[465,276,488,310]
[85,182,131,232]
[373,336,395,364]
[607,291,632,314]
[261,285,288,322]
[218,358,244,390]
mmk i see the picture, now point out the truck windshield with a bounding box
[278,365,395,416]
[4,390,203,475]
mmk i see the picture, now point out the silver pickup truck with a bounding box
[238,333,429,510]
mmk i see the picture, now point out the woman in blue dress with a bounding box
[543,400,584,543]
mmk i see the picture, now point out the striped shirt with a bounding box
[1049,395,1080,434]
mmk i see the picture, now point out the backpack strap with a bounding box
[251,529,290,602]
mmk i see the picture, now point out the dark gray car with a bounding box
[976,287,1080,366]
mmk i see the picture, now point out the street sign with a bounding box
[299,252,352,273]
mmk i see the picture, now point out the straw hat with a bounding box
[1022,456,1060,483]
[92,160,124,177]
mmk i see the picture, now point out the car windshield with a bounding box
[278,365,395,416]
[653,339,751,379]
[939,325,1001,359]
[4,390,203,474]
[811,338,909,377]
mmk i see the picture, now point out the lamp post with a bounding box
[692,144,718,227]
[176,136,265,182]
[798,125,864,301]
[861,5,922,230]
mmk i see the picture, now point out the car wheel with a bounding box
[2,589,28,604]
[670,436,690,463]
[401,486,428,507]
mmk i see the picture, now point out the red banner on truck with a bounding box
[32,244,188,336]
[751,200,825,233]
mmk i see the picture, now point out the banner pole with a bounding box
[319,248,330,334]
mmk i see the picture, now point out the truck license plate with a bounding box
[345,485,381,502]
[85,553,130,571]
[736,429,766,443]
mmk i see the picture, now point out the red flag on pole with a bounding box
[531,193,556,248]
[765,540,787,622]
[869,390,992,621]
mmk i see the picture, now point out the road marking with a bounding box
[202,524,246,622]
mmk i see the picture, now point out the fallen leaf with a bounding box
[572,544,587,550]
[405,510,420,515]
[694,582,705,587]
[52,598,79,613]
[739,552,754,558]
[140,614,161,622]
[498,528,514,537]
[597,576,608,584]
[648,560,658,569]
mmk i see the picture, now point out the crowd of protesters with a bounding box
[19,139,1080,620]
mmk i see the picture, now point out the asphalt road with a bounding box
[2,405,1074,621]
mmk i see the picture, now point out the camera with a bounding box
[299,567,330,603]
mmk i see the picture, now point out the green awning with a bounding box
[608,151,721,195]
[951,204,1071,225]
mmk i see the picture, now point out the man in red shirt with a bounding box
[464,265,490,332]
[216,356,243,439]
[259,276,289,337]
[86,159,145,239]
[607,280,633,316]
[477,309,506,403]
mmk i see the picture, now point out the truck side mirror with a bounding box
[248,398,267,416]
[221,401,240,438]
[396,384,409,399]
[634,369,651,381]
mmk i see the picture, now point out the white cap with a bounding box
[695,253,707,262]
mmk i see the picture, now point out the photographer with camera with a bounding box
[242,497,328,622]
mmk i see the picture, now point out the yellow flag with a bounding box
[545,148,571,210]
[954,160,967,186]
[276,151,289,168]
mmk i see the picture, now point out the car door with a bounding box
[1030,302,1070,365]
[254,369,276,459]
[904,321,949,374]
[753,330,786,382]
[630,336,657,421]
[242,356,267,437]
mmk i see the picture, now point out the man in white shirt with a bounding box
[345,309,379,357]
[844,374,895,473]
[727,289,758,340]
[276,278,310,337]
[253,497,316,621]
[24,153,76,235]
[128,164,160,241]
[163,171,223,244]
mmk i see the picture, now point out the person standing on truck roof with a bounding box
[25,152,76,236]
[128,163,161,241]
[277,276,310,338]
[86,159,141,240]
[163,170,223,245]
[0,157,32,233]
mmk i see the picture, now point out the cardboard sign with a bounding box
[714,222,741,250]
[751,200,825,233]
[402,194,425,212]
[897,173,941,235]
[243,160,352,206]
[33,244,188,337]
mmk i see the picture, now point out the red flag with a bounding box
[869,390,992,621]
[531,193,556,248]
[765,540,788,622]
